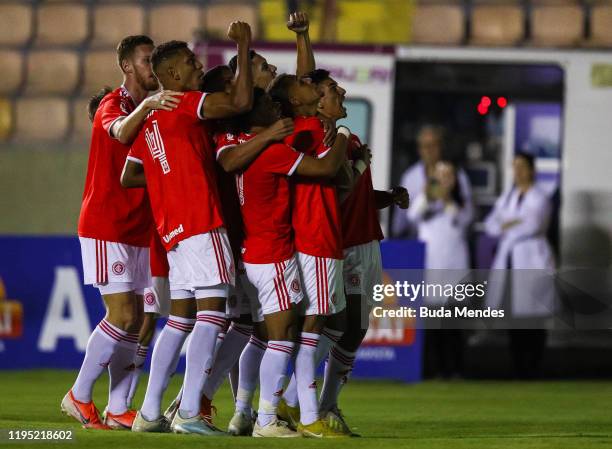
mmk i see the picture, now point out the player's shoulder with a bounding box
[97,86,131,115]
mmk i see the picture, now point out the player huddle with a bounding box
[62,13,409,438]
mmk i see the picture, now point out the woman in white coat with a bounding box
[408,160,473,378]
[484,152,555,378]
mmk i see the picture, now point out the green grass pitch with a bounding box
[0,370,610,448]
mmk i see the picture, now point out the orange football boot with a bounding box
[103,408,137,430]
[60,390,111,430]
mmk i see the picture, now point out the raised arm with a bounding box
[120,159,146,188]
[288,12,315,77]
[111,91,182,145]
[218,119,294,172]
[201,22,254,119]
[295,126,350,178]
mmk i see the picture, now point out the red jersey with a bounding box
[150,231,169,277]
[213,131,253,260]
[284,116,343,259]
[128,91,224,251]
[78,86,152,247]
[341,134,384,248]
[237,140,303,264]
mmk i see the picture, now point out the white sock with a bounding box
[107,329,139,414]
[202,323,252,400]
[179,311,226,419]
[140,316,194,421]
[319,345,356,413]
[72,319,125,403]
[257,340,294,427]
[229,362,240,401]
[294,332,320,425]
[126,344,148,408]
[235,335,266,414]
[283,327,342,407]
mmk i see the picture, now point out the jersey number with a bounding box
[145,120,171,174]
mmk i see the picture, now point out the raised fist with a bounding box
[227,21,252,45]
[287,11,309,34]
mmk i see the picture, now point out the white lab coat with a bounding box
[408,193,473,306]
[408,193,472,270]
[484,185,556,317]
[393,162,473,238]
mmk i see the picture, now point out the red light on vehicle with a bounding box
[481,96,492,107]
[497,97,508,108]
[477,103,488,115]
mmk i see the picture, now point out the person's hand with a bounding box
[263,118,294,142]
[502,219,521,231]
[392,186,409,209]
[143,90,183,112]
[321,118,337,147]
[227,21,252,45]
[287,11,309,34]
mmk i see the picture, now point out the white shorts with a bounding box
[244,255,303,319]
[79,237,151,295]
[167,229,235,294]
[227,261,258,320]
[343,240,382,306]
[143,276,170,316]
[297,252,346,316]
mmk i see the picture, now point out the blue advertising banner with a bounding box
[0,236,423,382]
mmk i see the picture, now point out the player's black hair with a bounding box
[304,68,331,85]
[228,50,257,74]
[201,65,232,93]
[116,35,154,72]
[87,86,112,123]
[515,151,536,171]
[267,74,296,118]
[151,40,189,74]
[439,160,465,208]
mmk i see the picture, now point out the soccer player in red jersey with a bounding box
[62,35,182,431]
[220,88,350,437]
[122,23,254,436]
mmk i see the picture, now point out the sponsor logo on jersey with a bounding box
[112,261,125,276]
[0,277,23,339]
[145,120,171,174]
[163,224,184,244]
[144,292,155,305]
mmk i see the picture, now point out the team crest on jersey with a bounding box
[145,120,171,174]
[144,292,155,305]
[291,280,301,293]
[350,274,361,287]
[112,261,125,276]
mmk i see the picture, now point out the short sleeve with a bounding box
[263,143,304,176]
[100,95,130,138]
[127,135,144,165]
[179,91,207,121]
[284,117,324,156]
[214,132,239,160]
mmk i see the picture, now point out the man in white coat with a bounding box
[392,124,473,238]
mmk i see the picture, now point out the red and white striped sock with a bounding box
[179,311,227,419]
[202,322,252,400]
[72,319,130,404]
[319,345,356,413]
[295,332,321,425]
[236,335,267,414]
[107,327,139,414]
[257,340,295,427]
[283,327,342,407]
[126,344,149,408]
[140,316,194,421]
